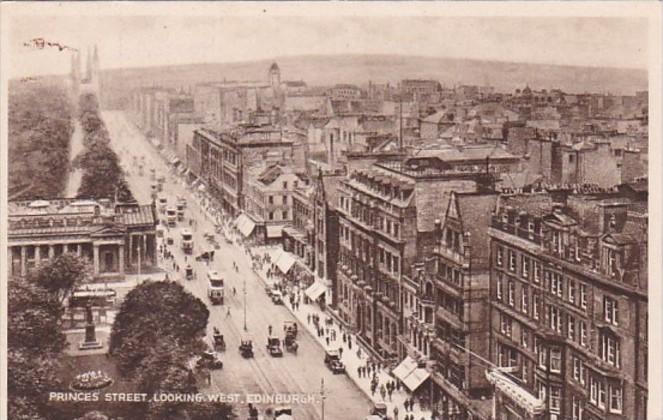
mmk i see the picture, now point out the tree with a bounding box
[28,252,91,305]
[109,281,209,375]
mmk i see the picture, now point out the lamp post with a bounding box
[320,377,326,420]
[243,276,247,331]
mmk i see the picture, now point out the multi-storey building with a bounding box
[187,126,294,217]
[487,190,648,420]
[243,163,306,243]
[420,191,498,419]
[335,155,497,365]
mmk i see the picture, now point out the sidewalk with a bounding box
[248,246,433,420]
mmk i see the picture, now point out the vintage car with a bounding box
[284,332,298,354]
[324,350,345,374]
[185,264,194,281]
[283,321,298,338]
[239,338,254,358]
[266,336,283,357]
[196,350,223,370]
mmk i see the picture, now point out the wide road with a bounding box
[102,111,372,420]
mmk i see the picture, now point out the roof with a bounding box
[121,205,155,226]
[453,192,499,263]
[497,194,555,218]
[413,144,517,162]
[415,180,473,232]
[320,174,343,207]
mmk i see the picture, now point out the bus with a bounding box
[166,207,177,227]
[207,270,224,305]
[181,229,193,254]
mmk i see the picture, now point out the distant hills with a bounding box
[94,54,647,108]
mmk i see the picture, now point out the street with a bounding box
[102,110,373,420]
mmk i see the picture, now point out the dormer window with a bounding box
[609,214,617,229]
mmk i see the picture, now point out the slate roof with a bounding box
[454,192,499,263]
[121,205,155,226]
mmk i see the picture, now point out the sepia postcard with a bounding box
[1,2,661,420]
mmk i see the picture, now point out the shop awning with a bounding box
[486,370,546,415]
[393,356,418,382]
[402,367,430,392]
[392,356,430,392]
[275,252,296,274]
[305,281,326,301]
[266,225,283,239]
[236,214,256,237]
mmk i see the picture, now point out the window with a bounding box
[610,385,623,414]
[269,211,274,221]
[537,342,546,368]
[538,381,547,400]
[551,273,563,298]
[550,306,562,333]
[522,257,530,278]
[533,262,541,283]
[568,281,576,304]
[580,284,587,309]
[283,195,288,205]
[496,274,503,300]
[533,294,540,320]
[282,181,288,189]
[550,347,562,373]
[598,381,607,409]
[572,396,585,420]
[496,246,503,266]
[590,377,598,404]
[508,281,515,307]
[393,256,400,275]
[393,223,400,238]
[568,315,576,340]
[282,210,288,220]
[569,154,575,163]
[521,328,529,349]
[604,296,619,325]
[580,322,587,347]
[497,344,517,368]
[508,250,516,272]
[268,195,274,204]
[573,357,584,384]
[522,362,528,383]
[601,333,620,367]
[550,386,561,412]
[500,314,513,337]
[521,286,529,314]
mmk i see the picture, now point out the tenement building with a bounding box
[8,198,158,278]
[487,190,648,420]
[335,153,497,369]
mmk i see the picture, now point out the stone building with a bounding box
[487,190,647,420]
[8,199,157,279]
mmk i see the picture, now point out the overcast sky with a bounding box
[7,14,648,78]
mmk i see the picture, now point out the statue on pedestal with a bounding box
[79,302,103,350]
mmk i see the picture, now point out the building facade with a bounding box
[488,190,647,420]
[8,199,157,279]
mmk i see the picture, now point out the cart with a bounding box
[185,264,194,281]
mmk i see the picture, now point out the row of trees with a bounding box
[8,79,74,199]
[8,254,91,419]
[74,93,135,202]
[109,281,234,419]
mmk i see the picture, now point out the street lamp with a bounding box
[320,378,326,420]
[243,276,247,331]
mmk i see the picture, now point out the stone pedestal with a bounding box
[79,305,103,350]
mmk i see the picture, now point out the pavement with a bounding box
[101,111,373,420]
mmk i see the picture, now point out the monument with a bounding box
[78,303,103,350]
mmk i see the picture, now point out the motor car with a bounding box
[196,350,223,370]
[239,338,254,358]
[324,350,345,374]
[273,406,293,420]
[370,403,388,419]
[266,336,283,357]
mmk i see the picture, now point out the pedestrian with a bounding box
[233,287,237,296]
[338,347,343,357]
[410,397,416,411]
[268,325,272,335]
[396,380,401,391]
[207,369,212,386]
[393,406,399,420]
[348,338,352,350]
[388,387,393,401]
[380,384,386,400]
[357,366,361,377]
[307,314,311,325]
[342,333,347,343]
[325,336,330,347]
[225,307,231,318]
